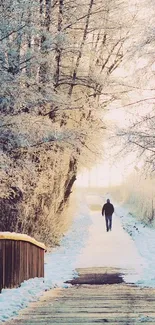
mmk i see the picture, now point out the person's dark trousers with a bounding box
[105,215,112,232]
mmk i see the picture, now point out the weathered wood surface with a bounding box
[2,267,155,325]
[0,233,46,292]
[0,232,46,250]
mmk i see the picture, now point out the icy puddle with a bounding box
[67,267,125,285]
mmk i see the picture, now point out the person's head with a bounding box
[107,199,110,203]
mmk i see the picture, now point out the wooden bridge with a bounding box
[0,232,46,292]
[2,268,155,325]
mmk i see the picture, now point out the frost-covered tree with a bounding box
[0,0,134,244]
[110,0,155,172]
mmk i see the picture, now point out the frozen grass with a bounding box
[100,175,155,227]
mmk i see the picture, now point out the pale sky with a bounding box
[76,164,123,187]
[76,157,136,188]
[76,108,139,188]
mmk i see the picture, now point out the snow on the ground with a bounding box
[91,192,155,288]
[0,196,92,322]
[75,194,146,284]
[85,192,155,288]
[114,201,155,287]
[1,191,155,322]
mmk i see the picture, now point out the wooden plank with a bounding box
[11,240,15,288]
[0,236,45,291]
[0,241,3,292]
[2,271,155,325]
[2,240,5,288]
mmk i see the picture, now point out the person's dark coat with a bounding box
[102,202,114,217]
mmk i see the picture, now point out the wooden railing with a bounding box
[0,232,46,293]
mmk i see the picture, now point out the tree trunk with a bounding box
[54,0,63,88]
[68,0,94,96]
[39,0,52,84]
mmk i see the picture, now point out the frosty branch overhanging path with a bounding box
[0,24,26,42]
[63,8,109,31]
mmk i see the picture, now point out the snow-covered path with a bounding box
[75,212,145,274]
[75,194,146,283]
[0,190,155,323]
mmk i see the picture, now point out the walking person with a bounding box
[102,199,114,232]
